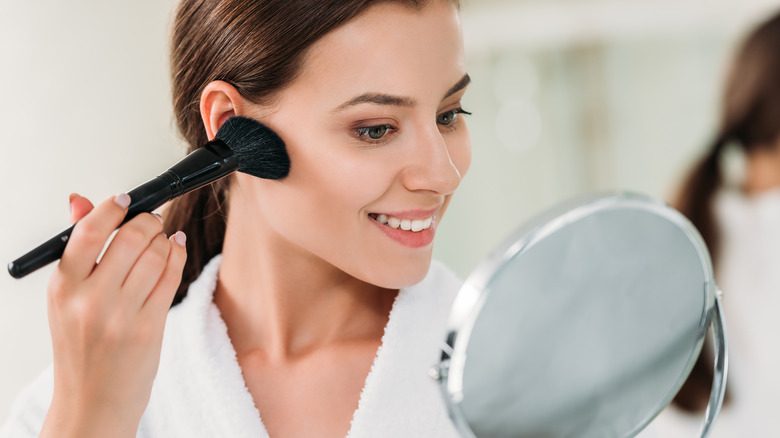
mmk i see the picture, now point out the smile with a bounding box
[369,213,434,232]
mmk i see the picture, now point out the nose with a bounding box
[400,126,463,195]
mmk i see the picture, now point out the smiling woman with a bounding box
[0,1,471,438]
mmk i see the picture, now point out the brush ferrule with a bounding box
[166,139,238,197]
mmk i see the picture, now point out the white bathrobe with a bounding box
[0,256,463,438]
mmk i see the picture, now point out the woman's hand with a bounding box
[40,194,187,438]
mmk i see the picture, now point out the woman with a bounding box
[0,0,471,437]
[657,9,780,437]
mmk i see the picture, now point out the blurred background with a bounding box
[1,0,779,424]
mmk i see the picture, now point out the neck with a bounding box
[743,141,780,195]
[214,193,397,363]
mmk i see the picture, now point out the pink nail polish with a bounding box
[114,193,131,209]
[174,231,187,247]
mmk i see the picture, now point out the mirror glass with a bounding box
[436,192,723,438]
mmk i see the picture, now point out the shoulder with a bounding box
[0,366,53,438]
[715,188,780,227]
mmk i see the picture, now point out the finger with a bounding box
[60,194,132,281]
[68,194,95,225]
[142,232,187,320]
[120,233,171,309]
[93,213,165,290]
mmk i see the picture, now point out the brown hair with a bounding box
[672,9,780,412]
[164,0,457,305]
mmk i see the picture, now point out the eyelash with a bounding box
[437,108,472,132]
[353,108,472,145]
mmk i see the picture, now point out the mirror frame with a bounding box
[431,192,728,438]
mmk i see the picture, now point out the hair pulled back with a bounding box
[673,10,780,412]
[165,0,453,305]
[676,10,780,263]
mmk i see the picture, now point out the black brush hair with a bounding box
[216,116,290,180]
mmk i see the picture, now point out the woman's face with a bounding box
[237,0,471,288]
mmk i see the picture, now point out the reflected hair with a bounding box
[672,9,780,412]
[164,0,460,305]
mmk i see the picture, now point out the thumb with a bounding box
[69,193,95,224]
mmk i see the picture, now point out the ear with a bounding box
[200,81,248,140]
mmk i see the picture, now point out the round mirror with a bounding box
[433,192,727,438]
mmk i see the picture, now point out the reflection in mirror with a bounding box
[433,192,727,438]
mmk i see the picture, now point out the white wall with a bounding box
[0,0,180,420]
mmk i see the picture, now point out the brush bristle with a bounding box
[216,116,290,180]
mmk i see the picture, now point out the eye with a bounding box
[355,124,396,143]
[365,125,390,139]
[437,108,472,127]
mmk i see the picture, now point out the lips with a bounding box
[368,209,439,249]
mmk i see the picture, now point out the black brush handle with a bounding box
[8,140,237,279]
[8,177,174,279]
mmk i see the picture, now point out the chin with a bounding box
[363,256,433,290]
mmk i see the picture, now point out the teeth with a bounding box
[388,217,401,228]
[372,214,434,232]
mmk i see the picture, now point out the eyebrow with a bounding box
[333,73,471,112]
[443,73,471,101]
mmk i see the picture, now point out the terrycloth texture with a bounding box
[0,256,463,438]
[651,189,780,437]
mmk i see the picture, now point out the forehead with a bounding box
[290,0,466,105]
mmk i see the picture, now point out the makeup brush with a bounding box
[8,116,289,279]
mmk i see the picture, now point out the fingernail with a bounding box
[114,193,131,209]
[173,231,187,247]
[153,213,164,224]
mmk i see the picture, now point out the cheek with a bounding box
[259,143,397,248]
[294,148,395,214]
